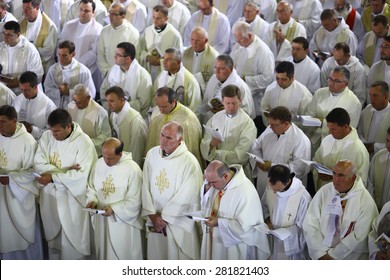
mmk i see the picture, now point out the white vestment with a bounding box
[261,79,312,125]
[286,55,321,94]
[367,60,390,91]
[236,15,269,42]
[0,36,43,93]
[262,177,312,259]
[60,18,103,82]
[44,58,96,109]
[142,142,202,260]
[201,69,256,123]
[66,0,108,26]
[0,123,42,260]
[213,0,245,27]
[110,102,148,167]
[67,99,111,156]
[184,8,231,54]
[320,55,366,105]
[140,22,183,82]
[251,124,311,198]
[12,90,57,140]
[123,0,147,34]
[368,201,390,259]
[367,149,390,211]
[230,35,275,115]
[303,177,378,259]
[154,64,202,112]
[166,0,191,36]
[100,59,152,118]
[34,122,98,259]
[200,165,270,260]
[0,83,16,106]
[265,18,307,50]
[86,152,144,260]
[257,0,277,23]
[97,20,140,77]
[200,108,257,178]
[40,0,72,32]
[313,127,369,191]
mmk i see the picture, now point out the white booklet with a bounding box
[246,152,265,164]
[184,211,209,221]
[83,208,106,215]
[297,115,322,127]
[203,125,224,142]
[300,159,333,176]
[254,223,292,241]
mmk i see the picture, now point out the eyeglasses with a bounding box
[327,77,347,83]
[214,66,228,71]
[2,32,16,37]
[380,45,390,49]
[114,53,127,58]
[109,12,121,16]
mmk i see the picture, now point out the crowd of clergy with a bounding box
[0,0,390,261]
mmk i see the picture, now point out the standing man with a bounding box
[100,42,152,118]
[303,160,378,260]
[200,160,270,260]
[34,109,98,260]
[13,71,56,140]
[105,86,147,167]
[142,121,202,260]
[86,138,144,260]
[367,36,390,88]
[44,41,95,109]
[0,105,42,260]
[67,84,111,157]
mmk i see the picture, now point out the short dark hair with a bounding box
[19,71,39,88]
[268,106,292,123]
[79,0,96,12]
[58,40,76,54]
[292,37,309,50]
[103,138,125,155]
[117,42,136,60]
[222,85,241,99]
[216,162,230,178]
[105,86,125,99]
[3,21,20,33]
[321,9,337,21]
[387,126,390,135]
[372,14,388,26]
[0,105,17,120]
[275,61,294,78]
[333,42,350,55]
[165,48,182,62]
[268,164,294,185]
[331,66,350,81]
[384,35,390,44]
[216,55,234,69]
[370,81,389,97]
[326,107,350,126]
[48,109,72,128]
[153,5,168,17]
[22,0,40,8]
[156,86,177,103]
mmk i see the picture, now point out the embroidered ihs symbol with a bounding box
[102,174,115,199]
[155,169,170,194]
[49,152,62,169]
[0,149,8,168]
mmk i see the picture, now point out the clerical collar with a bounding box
[293,58,304,64]
[195,49,205,56]
[155,23,167,33]
[63,124,74,141]
[226,112,238,118]
[61,62,73,70]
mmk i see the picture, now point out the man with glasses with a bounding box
[368,36,390,87]
[67,84,111,156]
[98,1,140,78]
[44,40,95,109]
[0,21,43,93]
[307,66,361,152]
[100,42,152,118]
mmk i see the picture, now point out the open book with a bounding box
[246,152,265,164]
[254,223,292,241]
[203,124,224,141]
[375,233,390,253]
[313,51,331,60]
[296,115,322,127]
[300,159,333,176]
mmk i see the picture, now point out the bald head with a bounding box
[204,160,233,190]
[102,137,124,166]
[191,27,209,52]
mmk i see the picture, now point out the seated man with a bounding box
[0,21,43,94]
[86,137,144,260]
[200,85,257,179]
[142,121,202,260]
[13,71,56,140]
[67,84,111,157]
[367,127,390,210]
[313,108,369,191]
[105,86,147,167]
[262,165,312,260]
[44,40,95,109]
[251,106,311,198]
[100,42,152,118]
[200,160,270,260]
[303,160,378,260]
[368,201,390,259]
[358,81,390,156]
[367,36,390,88]
[154,48,202,112]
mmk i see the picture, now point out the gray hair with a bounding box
[191,26,208,39]
[165,48,182,62]
[232,21,253,39]
[331,66,350,81]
